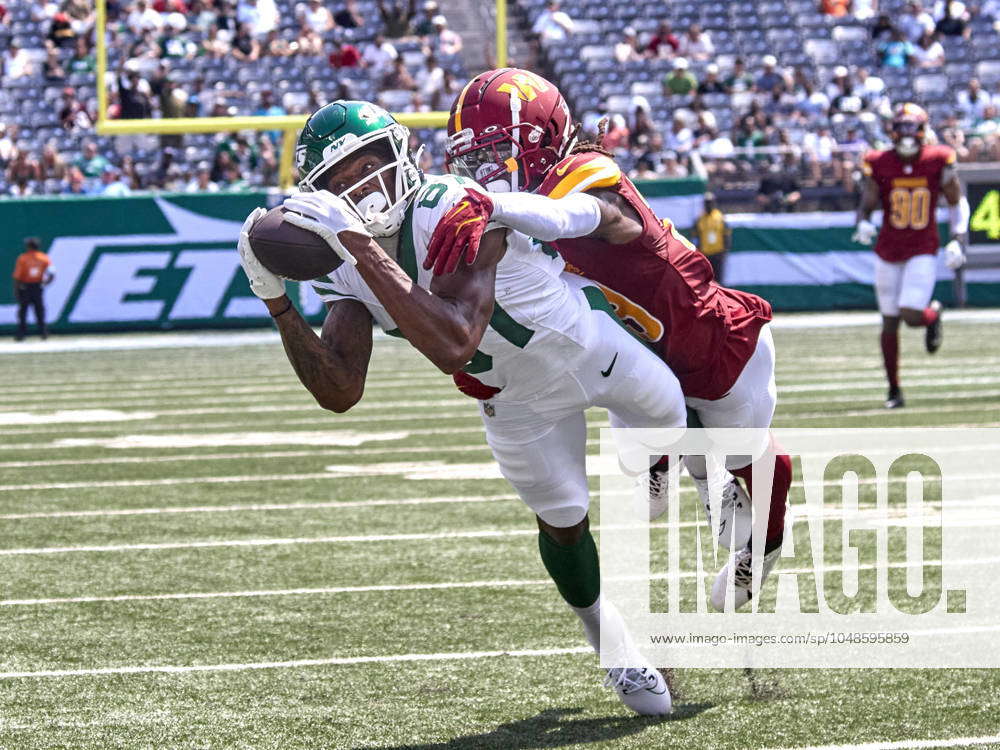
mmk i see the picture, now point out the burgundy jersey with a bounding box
[862,144,956,262]
[536,151,773,401]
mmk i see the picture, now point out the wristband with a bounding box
[949,196,970,236]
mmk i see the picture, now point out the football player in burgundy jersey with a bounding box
[853,103,968,409]
[428,68,791,612]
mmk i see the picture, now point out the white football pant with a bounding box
[479,308,687,528]
[875,254,937,317]
[683,324,777,473]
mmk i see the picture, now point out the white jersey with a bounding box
[310,174,607,401]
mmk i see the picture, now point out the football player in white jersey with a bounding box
[236,100,686,715]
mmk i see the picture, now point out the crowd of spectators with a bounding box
[536,0,1000,205]
[0,0,465,196]
[5,0,1000,201]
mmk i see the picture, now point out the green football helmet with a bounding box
[295,100,423,237]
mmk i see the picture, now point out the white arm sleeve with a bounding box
[949,195,970,235]
[489,191,602,242]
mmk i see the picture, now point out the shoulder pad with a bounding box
[537,152,622,199]
[860,149,881,177]
[937,145,957,165]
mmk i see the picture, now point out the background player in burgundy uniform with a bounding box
[853,103,969,409]
[431,68,790,611]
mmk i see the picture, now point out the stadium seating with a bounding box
[519,0,1000,202]
[0,0,466,195]
[3,0,1000,200]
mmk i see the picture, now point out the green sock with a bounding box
[537,525,600,608]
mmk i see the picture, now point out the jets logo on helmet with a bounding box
[890,102,929,160]
[445,68,576,193]
[296,100,423,237]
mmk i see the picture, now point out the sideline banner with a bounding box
[2,191,998,336]
[725,210,1000,309]
[0,192,309,335]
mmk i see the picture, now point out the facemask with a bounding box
[356,190,389,222]
[897,136,919,157]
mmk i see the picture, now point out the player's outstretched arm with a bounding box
[238,207,373,413]
[942,170,969,269]
[279,189,499,374]
[488,189,642,244]
[345,228,503,374]
[424,186,643,274]
[271,297,374,413]
[852,176,881,245]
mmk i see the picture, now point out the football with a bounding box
[248,206,344,281]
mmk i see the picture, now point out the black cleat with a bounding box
[925,300,943,354]
[885,386,905,409]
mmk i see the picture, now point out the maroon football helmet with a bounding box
[890,102,929,160]
[445,68,576,192]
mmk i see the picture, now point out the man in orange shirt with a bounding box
[819,0,851,16]
[12,237,54,341]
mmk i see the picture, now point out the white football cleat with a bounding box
[604,663,673,716]
[711,543,783,611]
[692,475,752,549]
[647,464,671,521]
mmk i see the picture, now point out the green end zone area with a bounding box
[2,315,1000,749]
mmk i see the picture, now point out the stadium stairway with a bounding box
[439,0,538,74]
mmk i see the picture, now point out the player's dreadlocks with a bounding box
[569,117,614,157]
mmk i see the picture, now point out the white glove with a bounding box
[851,219,878,246]
[282,190,369,267]
[944,239,966,270]
[238,207,286,300]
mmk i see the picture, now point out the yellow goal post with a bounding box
[94,0,508,188]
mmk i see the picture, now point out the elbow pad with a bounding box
[950,196,970,235]
[490,191,602,242]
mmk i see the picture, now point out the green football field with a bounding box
[2,314,999,750]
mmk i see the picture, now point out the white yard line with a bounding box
[0,403,470,422]
[777,387,1000,406]
[4,495,1000,563]
[3,431,999,470]
[3,462,998,495]
[0,375,446,397]
[0,424,500,450]
[1,377,996,430]
[0,472,347,493]
[5,554,1000,607]
[0,443,502,469]
[0,646,593,680]
[0,494,519,521]
[0,528,542,556]
[2,310,997,358]
[1,363,994,407]
[779,365,1000,385]
[763,734,1000,750]
[0,410,485,436]
[778,374,1000,393]
[785,402,1000,420]
[0,578,553,606]
[0,396,465,414]
[5,379,999,413]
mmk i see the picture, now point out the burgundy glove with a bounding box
[423,188,495,275]
[453,371,502,400]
